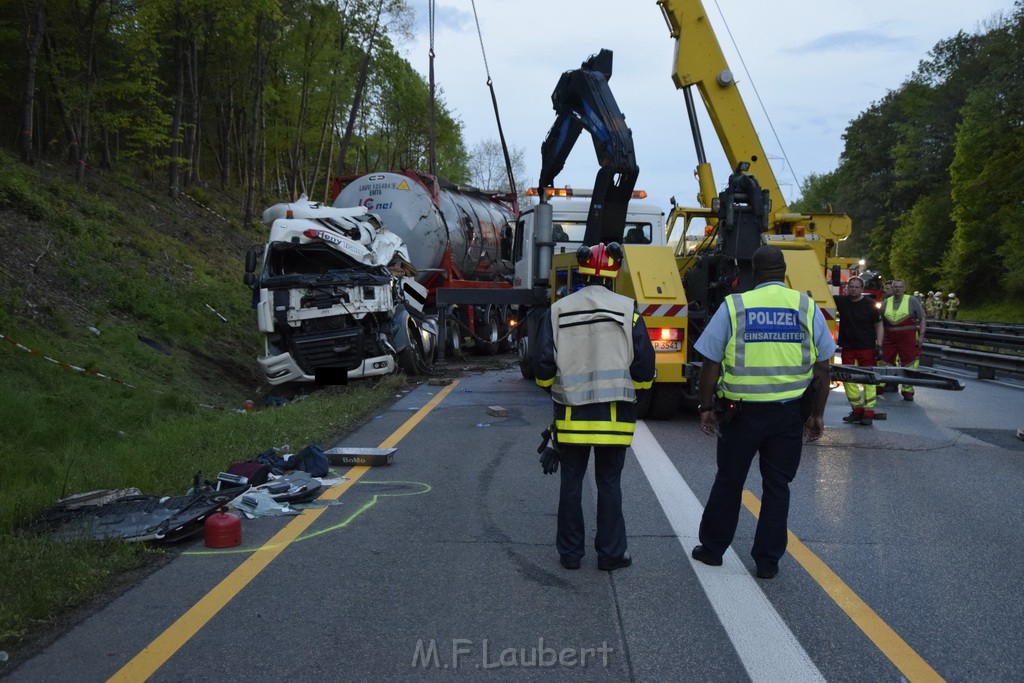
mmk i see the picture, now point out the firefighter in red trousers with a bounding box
[881,279,927,401]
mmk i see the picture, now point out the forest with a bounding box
[794,1,1024,305]
[2,0,1023,306]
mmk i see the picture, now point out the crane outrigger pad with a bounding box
[831,365,965,391]
[324,446,396,467]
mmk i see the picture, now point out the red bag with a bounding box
[225,461,271,486]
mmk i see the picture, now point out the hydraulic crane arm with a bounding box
[538,49,639,246]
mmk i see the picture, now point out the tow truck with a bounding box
[656,0,963,394]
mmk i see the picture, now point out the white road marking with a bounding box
[631,421,824,682]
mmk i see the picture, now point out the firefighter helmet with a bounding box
[949,292,956,298]
[576,242,623,278]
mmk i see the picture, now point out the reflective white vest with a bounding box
[549,286,636,406]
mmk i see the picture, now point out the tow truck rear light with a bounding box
[647,327,681,352]
[302,229,317,239]
[648,328,681,341]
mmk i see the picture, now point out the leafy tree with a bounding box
[945,7,1024,300]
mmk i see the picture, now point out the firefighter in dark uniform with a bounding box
[534,242,656,571]
[691,245,835,579]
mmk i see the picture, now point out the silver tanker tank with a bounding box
[333,170,514,282]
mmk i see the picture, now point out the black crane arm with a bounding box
[538,49,639,246]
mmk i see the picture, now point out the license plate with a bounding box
[651,340,681,352]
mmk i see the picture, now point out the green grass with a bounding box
[958,301,1024,323]
[0,149,411,653]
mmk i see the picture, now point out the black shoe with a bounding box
[755,563,779,579]
[597,553,632,571]
[842,411,863,423]
[560,556,581,570]
[902,392,914,401]
[691,545,723,567]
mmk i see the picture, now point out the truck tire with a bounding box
[445,313,463,359]
[475,307,501,356]
[644,384,683,420]
[497,306,514,353]
[517,333,534,379]
[397,318,432,375]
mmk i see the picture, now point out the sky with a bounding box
[398,0,1015,211]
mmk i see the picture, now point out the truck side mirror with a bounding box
[830,264,841,286]
[243,272,256,287]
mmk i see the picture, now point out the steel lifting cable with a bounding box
[428,0,437,177]
[470,0,518,210]
[710,0,800,194]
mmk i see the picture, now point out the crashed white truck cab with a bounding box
[246,199,433,385]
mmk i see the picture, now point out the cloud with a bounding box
[791,30,916,54]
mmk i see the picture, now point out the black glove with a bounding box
[875,344,884,361]
[539,446,560,475]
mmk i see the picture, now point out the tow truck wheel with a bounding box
[643,384,682,420]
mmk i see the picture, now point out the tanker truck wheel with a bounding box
[397,319,432,375]
[517,332,534,380]
[475,307,501,356]
[445,311,463,359]
[497,306,514,354]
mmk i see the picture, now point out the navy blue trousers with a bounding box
[698,400,804,567]
[556,444,627,563]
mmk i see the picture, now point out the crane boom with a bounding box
[658,0,851,264]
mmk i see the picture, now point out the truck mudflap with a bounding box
[830,365,966,391]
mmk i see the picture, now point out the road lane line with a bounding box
[108,380,460,682]
[631,422,824,682]
[743,492,945,683]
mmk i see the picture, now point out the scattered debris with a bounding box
[324,446,396,467]
[486,405,508,417]
[137,335,172,355]
[427,378,453,386]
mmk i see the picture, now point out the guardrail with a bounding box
[922,320,1024,379]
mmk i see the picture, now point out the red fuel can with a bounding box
[204,509,242,548]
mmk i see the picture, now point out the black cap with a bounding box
[752,245,787,273]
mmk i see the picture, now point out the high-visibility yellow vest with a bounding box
[882,296,916,330]
[721,285,817,402]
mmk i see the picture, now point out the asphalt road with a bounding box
[5,361,1023,682]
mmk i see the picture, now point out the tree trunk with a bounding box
[169,32,184,199]
[243,15,270,230]
[20,1,45,164]
[337,13,380,176]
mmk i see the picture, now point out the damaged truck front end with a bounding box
[245,200,430,386]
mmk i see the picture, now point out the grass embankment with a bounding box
[0,151,404,653]
[959,302,1024,323]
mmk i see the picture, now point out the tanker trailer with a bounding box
[333,170,518,355]
[244,199,436,385]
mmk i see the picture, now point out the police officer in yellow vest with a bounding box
[534,242,656,571]
[691,245,834,579]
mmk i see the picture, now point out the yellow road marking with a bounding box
[742,490,945,683]
[108,380,460,682]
